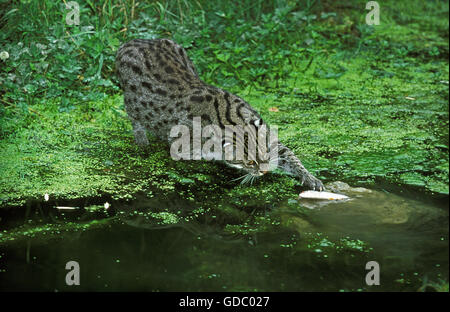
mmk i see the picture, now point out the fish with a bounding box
[298,191,350,200]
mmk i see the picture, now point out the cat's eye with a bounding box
[248,160,255,165]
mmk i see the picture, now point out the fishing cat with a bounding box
[115,38,324,191]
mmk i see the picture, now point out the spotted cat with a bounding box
[115,38,324,191]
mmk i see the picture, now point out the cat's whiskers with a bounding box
[231,173,249,183]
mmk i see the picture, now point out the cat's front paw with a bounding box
[302,174,325,191]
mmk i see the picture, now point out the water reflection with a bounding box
[0,183,448,291]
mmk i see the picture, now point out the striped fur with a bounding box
[115,38,324,190]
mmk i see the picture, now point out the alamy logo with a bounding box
[365,261,380,285]
[65,260,80,285]
[169,117,279,172]
[65,1,80,26]
[365,1,380,25]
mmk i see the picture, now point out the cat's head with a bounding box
[220,126,280,183]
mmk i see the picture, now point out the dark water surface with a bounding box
[0,184,448,292]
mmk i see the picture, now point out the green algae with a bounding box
[0,218,114,245]
[0,0,447,210]
[237,52,448,194]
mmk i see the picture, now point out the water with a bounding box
[0,182,448,291]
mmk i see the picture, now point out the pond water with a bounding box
[0,182,448,292]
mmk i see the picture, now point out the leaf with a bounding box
[215,52,230,63]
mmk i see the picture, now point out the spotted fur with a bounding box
[116,38,324,190]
